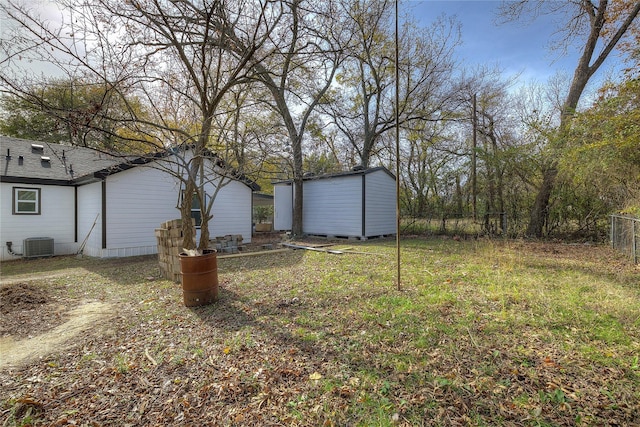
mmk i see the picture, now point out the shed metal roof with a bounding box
[271,166,396,185]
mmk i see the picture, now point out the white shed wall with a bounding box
[303,176,362,237]
[364,170,396,236]
[1,148,255,260]
[164,152,253,244]
[273,183,293,231]
[0,183,77,260]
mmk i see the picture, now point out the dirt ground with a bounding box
[0,281,114,369]
[0,302,113,369]
[242,231,287,250]
[0,283,64,338]
[0,233,286,369]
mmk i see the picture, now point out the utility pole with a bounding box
[395,0,401,291]
[471,93,477,221]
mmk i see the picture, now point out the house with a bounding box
[273,167,396,239]
[0,136,258,261]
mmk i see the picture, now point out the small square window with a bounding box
[13,187,41,215]
[191,193,206,228]
[181,190,205,228]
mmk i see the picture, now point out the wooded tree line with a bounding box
[1,0,639,242]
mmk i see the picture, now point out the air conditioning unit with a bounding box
[23,237,54,258]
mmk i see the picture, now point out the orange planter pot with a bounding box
[179,250,218,307]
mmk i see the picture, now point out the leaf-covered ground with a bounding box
[1,238,639,426]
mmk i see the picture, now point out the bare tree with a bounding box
[249,0,349,236]
[1,0,281,250]
[324,1,462,169]
[499,0,640,237]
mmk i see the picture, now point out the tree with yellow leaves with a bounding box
[500,0,640,236]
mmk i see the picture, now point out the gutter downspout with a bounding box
[361,174,366,238]
[102,180,107,249]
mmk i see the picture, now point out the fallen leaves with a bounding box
[1,240,639,426]
[309,372,323,381]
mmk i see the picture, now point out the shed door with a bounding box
[274,184,293,231]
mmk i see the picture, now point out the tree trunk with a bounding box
[181,177,196,250]
[291,133,304,237]
[292,177,304,236]
[526,165,558,237]
[525,0,640,237]
[198,200,211,252]
[360,144,370,169]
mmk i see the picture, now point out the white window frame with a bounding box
[13,187,41,215]
[181,190,206,228]
[191,192,203,228]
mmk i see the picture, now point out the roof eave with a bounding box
[0,176,74,186]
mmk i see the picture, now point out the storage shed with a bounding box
[273,167,396,239]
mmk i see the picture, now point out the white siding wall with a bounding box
[0,183,76,260]
[205,177,252,242]
[77,181,103,258]
[273,183,293,231]
[80,163,252,258]
[303,176,362,237]
[364,170,396,236]
[1,156,254,260]
[101,165,181,257]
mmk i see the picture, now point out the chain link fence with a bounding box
[610,215,639,264]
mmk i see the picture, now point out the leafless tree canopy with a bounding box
[1,0,639,240]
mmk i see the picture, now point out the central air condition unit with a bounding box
[23,237,54,258]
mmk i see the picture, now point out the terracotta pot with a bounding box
[178,249,218,306]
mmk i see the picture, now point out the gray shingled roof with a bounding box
[0,136,121,184]
[0,136,261,191]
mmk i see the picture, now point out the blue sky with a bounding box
[408,0,624,86]
[3,0,624,89]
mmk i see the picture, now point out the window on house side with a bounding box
[13,187,41,214]
[182,190,204,228]
[191,193,202,228]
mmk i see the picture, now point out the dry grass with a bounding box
[1,238,638,426]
